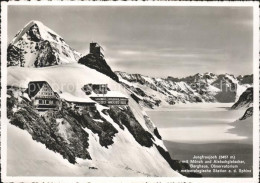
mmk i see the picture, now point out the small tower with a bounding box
[89,42,104,58]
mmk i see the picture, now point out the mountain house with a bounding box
[27,81,60,111]
[90,94,129,106]
[59,92,96,110]
[89,42,104,58]
[82,83,129,106]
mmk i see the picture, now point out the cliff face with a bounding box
[231,87,253,109]
[239,107,253,120]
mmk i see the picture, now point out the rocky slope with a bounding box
[239,107,253,120]
[7,62,200,177]
[7,20,81,67]
[228,87,253,142]
[8,86,161,163]
[228,107,253,144]
[237,74,253,85]
[79,53,119,82]
[231,87,253,109]
[116,72,252,109]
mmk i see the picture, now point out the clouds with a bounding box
[8,5,253,77]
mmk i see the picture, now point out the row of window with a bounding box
[38,99,54,105]
[40,92,53,96]
[96,100,128,105]
[93,97,127,101]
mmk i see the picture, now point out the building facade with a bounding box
[89,42,104,58]
[90,96,128,106]
[27,81,60,111]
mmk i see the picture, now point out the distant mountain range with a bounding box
[116,71,252,109]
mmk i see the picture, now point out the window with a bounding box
[39,100,43,104]
[46,100,49,104]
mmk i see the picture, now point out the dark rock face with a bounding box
[34,40,60,67]
[239,107,253,120]
[107,106,154,147]
[69,108,118,148]
[79,54,119,82]
[28,24,41,42]
[237,74,253,85]
[155,145,202,177]
[8,37,60,67]
[7,45,21,66]
[231,87,253,109]
[153,128,162,140]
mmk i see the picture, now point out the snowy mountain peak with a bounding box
[8,20,82,67]
[11,20,62,44]
[116,71,252,108]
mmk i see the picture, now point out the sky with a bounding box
[8,5,253,78]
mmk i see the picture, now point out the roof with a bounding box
[27,81,50,98]
[60,92,96,104]
[90,91,128,99]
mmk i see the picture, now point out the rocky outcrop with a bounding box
[79,54,119,82]
[70,108,118,148]
[237,74,253,85]
[231,87,253,109]
[107,106,154,147]
[239,107,253,120]
[155,144,202,177]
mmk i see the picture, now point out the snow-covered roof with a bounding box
[90,91,128,98]
[60,92,96,103]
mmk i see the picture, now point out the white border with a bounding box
[253,2,260,182]
[1,2,8,182]
[4,1,260,6]
[1,1,259,183]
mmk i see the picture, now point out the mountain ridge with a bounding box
[116,71,252,109]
